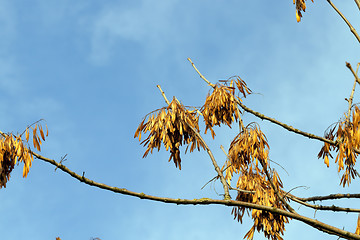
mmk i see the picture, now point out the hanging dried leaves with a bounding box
[293,0,314,22]
[225,124,269,182]
[232,169,289,240]
[134,97,205,170]
[201,76,251,138]
[318,106,360,187]
[225,123,288,240]
[0,123,48,188]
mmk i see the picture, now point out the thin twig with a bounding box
[187,58,215,88]
[31,152,360,240]
[287,193,360,213]
[327,0,360,44]
[186,117,231,199]
[346,62,358,122]
[346,62,360,85]
[296,193,360,202]
[157,85,170,105]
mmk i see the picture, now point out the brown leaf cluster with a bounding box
[232,170,289,240]
[318,106,360,187]
[293,0,314,22]
[0,123,48,188]
[225,124,288,240]
[201,76,251,138]
[134,98,204,170]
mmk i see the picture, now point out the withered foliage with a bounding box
[318,106,360,187]
[0,123,48,188]
[134,97,205,170]
[201,76,251,138]
[135,79,289,240]
[293,0,314,22]
[226,124,289,240]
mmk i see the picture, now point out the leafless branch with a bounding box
[327,0,360,44]
[346,62,360,85]
[296,193,360,202]
[346,62,359,121]
[287,193,360,213]
[32,151,360,240]
[187,58,215,88]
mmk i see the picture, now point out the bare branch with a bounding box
[32,152,360,239]
[288,194,360,213]
[156,85,170,105]
[327,0,360,44]
[346,62,359,121]
[297,193,360,202]
[187,58,215,88]
[346,62,360,85]
[235,99,337,145]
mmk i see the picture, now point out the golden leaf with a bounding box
[33,135,40,151]
[25,128,29,142]
[39,126,45,141]
[324,155,329,168]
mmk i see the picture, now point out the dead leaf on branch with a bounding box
[134,98,205,170]
[226,123,269,183]
[224,123,288,240]
[318,106,360,186]
[201,76,251,138]
[0,122,48,188]
[293,0,314,22]
[232,167,289,240]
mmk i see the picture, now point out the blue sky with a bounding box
[1,0,360,239]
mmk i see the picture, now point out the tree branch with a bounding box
[187,58,215,88]
[346,62,359,121]
[346,62,360,85]
[186,58,359,153]
[327,0,360,44]
[296,193,360,202]
[288,193,360,213]
[355,0,360,11]
[32,152,360,240]
[235,99,336,144]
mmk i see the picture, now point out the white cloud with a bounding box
[89,0,178,64]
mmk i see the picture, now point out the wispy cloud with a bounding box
[89,0,178,64]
